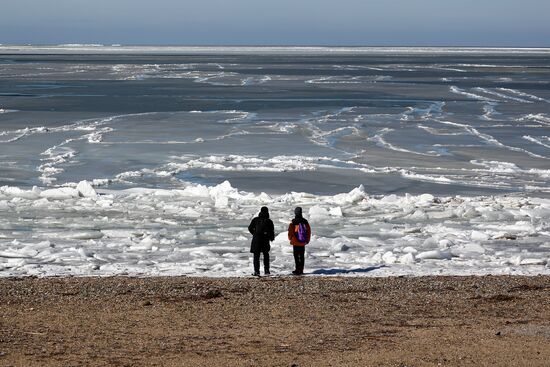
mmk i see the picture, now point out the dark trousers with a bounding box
[293,246,305,273]
[253,251,270,273]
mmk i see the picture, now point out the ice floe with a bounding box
[0,180,549,277]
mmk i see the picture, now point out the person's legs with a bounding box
[293,246,300,273]
[253,252,260,274]
[297,247,305,274]
[263,251,270,274]
[293,246,305,274]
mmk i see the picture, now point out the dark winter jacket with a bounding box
[288,216,311,246]
[248,211,275,253]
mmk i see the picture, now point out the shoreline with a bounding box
[1,275,548,366]
[2,270,550,279]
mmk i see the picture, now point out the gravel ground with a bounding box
[1,275,549,366]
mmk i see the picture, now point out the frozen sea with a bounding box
[0,45,549,277]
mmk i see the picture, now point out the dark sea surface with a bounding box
[1,47,549,196]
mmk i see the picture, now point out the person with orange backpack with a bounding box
[287,207,311,275]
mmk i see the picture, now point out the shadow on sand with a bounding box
[310,265,385,275]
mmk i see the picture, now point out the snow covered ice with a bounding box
[0,180,549,277]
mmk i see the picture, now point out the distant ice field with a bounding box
[0,48,549,277]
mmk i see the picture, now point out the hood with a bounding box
[259,206,270,219]
[292,216,307,225]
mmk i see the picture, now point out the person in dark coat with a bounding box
[287,206,311,275]
[248,206,275,276]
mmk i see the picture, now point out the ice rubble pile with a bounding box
[0,180,549,277]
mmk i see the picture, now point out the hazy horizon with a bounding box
[2,44,550,48]
[1,0,549,47]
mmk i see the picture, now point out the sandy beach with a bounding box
[1,275,548,366]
